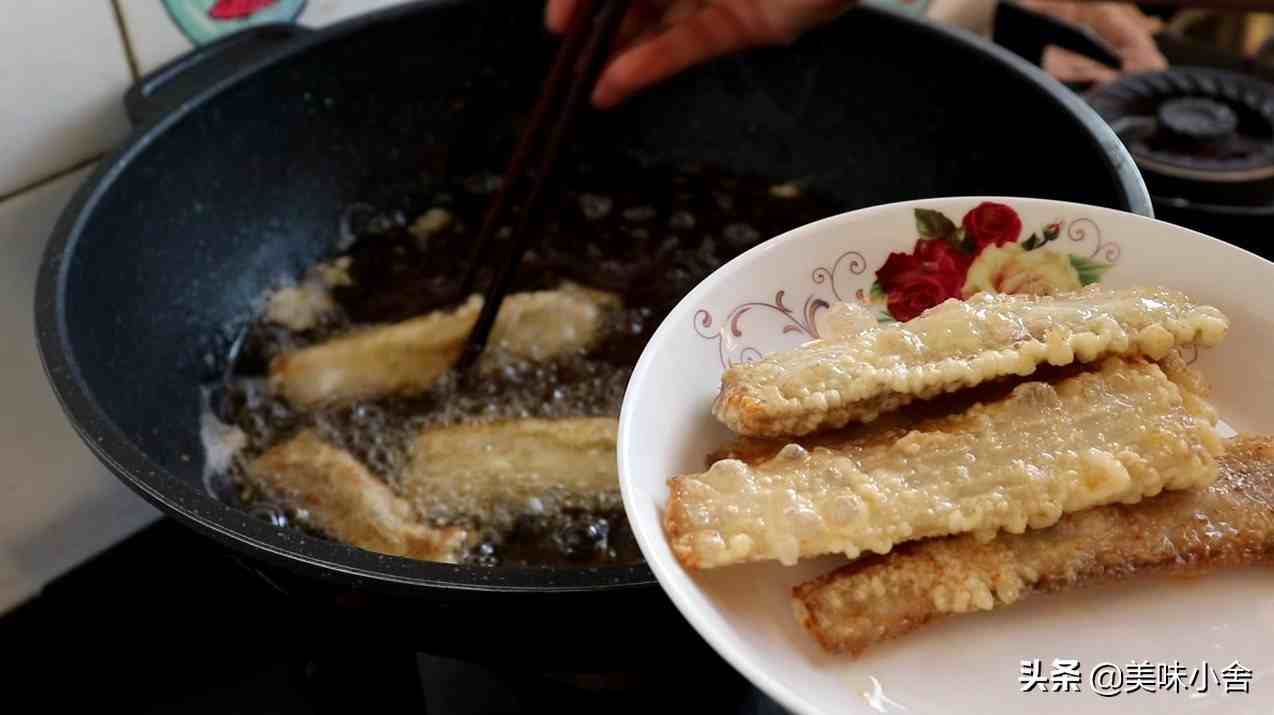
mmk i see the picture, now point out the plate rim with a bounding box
[617,195,1274,715]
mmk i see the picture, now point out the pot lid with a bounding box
[1088,68,1274,193]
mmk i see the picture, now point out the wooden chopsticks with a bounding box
[455,0,632,372]
[453,0,1265,371]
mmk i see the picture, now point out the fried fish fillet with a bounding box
[403,417,620,525]
[714,285,1228,437]
[666,357,1223,569]
[246,431,469,562]
[793,435,1274,657]
[269,284,620,408]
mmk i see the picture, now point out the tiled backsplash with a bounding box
[0,1,421,198]
[0,4,132,198]
[0,166,159,612]
[0,0,990,615]
[0,0,417,616]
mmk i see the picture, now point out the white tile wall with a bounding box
[0,0,417,616]
[0,3,133,197]
[0,167,160,614]
[115,0,193,76]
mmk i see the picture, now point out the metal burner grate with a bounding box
[1089,67,1274,206]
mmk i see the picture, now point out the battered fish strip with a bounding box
[792,435,1274,657]
[666,358,1223,569]
[270,284,620,407]
[246,431,469,563]
[714,285,1229,437]
[404,417,620,524]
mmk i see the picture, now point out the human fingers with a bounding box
[591,3,778,107]
[1042,46,1120,85]
[592,0,851,107]
[612,1,673,52]
[1086,5,1168,73]
[547,0,581,33]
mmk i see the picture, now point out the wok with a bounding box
[35,0,1149,668]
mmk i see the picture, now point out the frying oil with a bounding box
[201,161,840,567]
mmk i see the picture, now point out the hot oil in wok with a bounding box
[211,161,839,567]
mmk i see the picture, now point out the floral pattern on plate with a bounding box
[872,202,1116,322]
[694,201,1121,368]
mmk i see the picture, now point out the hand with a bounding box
[1020,1,1168,85]
[546,0,855,108]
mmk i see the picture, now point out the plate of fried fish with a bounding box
[618,197,1274,715]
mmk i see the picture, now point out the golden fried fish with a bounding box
[403,416,620,523]
[666,357,1223,569]
[246,431,469,562]
[714,285,1228,437]
[269,284,619,408]
[792,435,1274,657]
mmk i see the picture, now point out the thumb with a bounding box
[546,0,580,33]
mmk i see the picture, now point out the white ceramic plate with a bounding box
[618,197,1274,715]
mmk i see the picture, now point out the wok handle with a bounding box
[992,1,1123,82]
[124,23,311,127]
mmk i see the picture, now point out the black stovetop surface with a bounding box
[2,519,785,714]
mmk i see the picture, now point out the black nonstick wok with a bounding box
[35,0,1149,668]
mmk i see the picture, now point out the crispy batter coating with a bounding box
[714,286,1228,437]
[667,358,1223,568]
[792,436,1274,657]
[404,417,620,521]
[269,284,619,408]
[247,431,469,562]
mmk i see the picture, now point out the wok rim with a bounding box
[32,0,1150,596]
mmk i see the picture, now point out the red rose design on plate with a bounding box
[210,0,279,19]
[962,202,1022,253]
[694,203,1121,367]
[864,203,1111,322]
[875,238,972,322]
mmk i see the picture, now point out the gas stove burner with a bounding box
[1157,97,1238,148]
[1088,67,1274,207]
